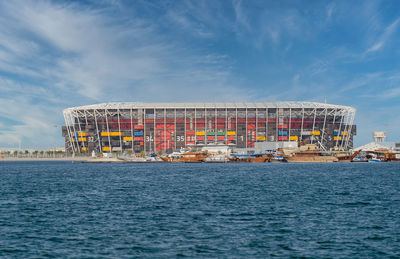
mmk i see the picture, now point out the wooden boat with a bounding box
[286,154,338,163]
[226,155,250,162]
[336,149,362,162]
[159,151,209,162]
[226,154,272,162]
[285,144,338,163]
[249,154,272,163]
[366,150,400,162]
[385,152,400,162]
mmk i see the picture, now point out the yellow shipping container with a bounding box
[102,147,111,151]
[227,131,236,136]
[82,147,87,151]
[196,131,206,136]
[289,136,299,140]
[123,137,133,141]
[78,132,86,136]
[78,137,87,141]
[101,132,124,137]
[312,131,320,135]
[257,136,266,140]
[334,136,342,140]
[341,131,348,135]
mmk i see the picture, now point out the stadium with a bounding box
[62,102,356,154]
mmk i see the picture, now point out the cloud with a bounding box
[0,0,399,149]
[0,92,63,149]
[0,0,250,148]
[326,3,335,22]
[366,17,400,53]
[233,0,250,31]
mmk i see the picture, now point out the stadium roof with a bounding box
[64,102,355,113]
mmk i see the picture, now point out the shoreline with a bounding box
[1,157,398,163]
[0,157,89,162]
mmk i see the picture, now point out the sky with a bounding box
[0,0,399,149]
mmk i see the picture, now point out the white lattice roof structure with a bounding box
[64,102,355,113]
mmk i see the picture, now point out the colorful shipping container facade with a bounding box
[62,102,356,153]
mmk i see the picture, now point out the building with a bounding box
[373,131,387,142]
[356,131,399,152]
[62,102,356,154]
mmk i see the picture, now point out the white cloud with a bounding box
[0,0,399,148]
[233,0,250,31]
[366,18,400,53]
[376,86,400,99]
[0,0,250,148]
[366,41,384,52]
[0,93,64,149]
[326,3,335,22]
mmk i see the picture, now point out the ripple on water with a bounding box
[0,161,400,257]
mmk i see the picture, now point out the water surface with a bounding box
[1,162,399,257]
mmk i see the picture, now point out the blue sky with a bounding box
[0,0,399,149]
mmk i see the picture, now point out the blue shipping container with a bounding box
[278,131,288,136]
[134,132,144,136]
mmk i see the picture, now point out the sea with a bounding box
[0,161,399,258]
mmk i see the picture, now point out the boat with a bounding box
[159,151,210,162]
[369,150,400,162]
[249,154,272,163]
[226,153,272,162]
[351,155,368,162]
[269,150,286,163]
[368,158,382,162]
[384,152,400,162]
[203,154,230,163]
[270,155,285,163]
[285,144,338,163]
[226,154,251,162]
[335,149,362,162]
[365,151,386,162]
